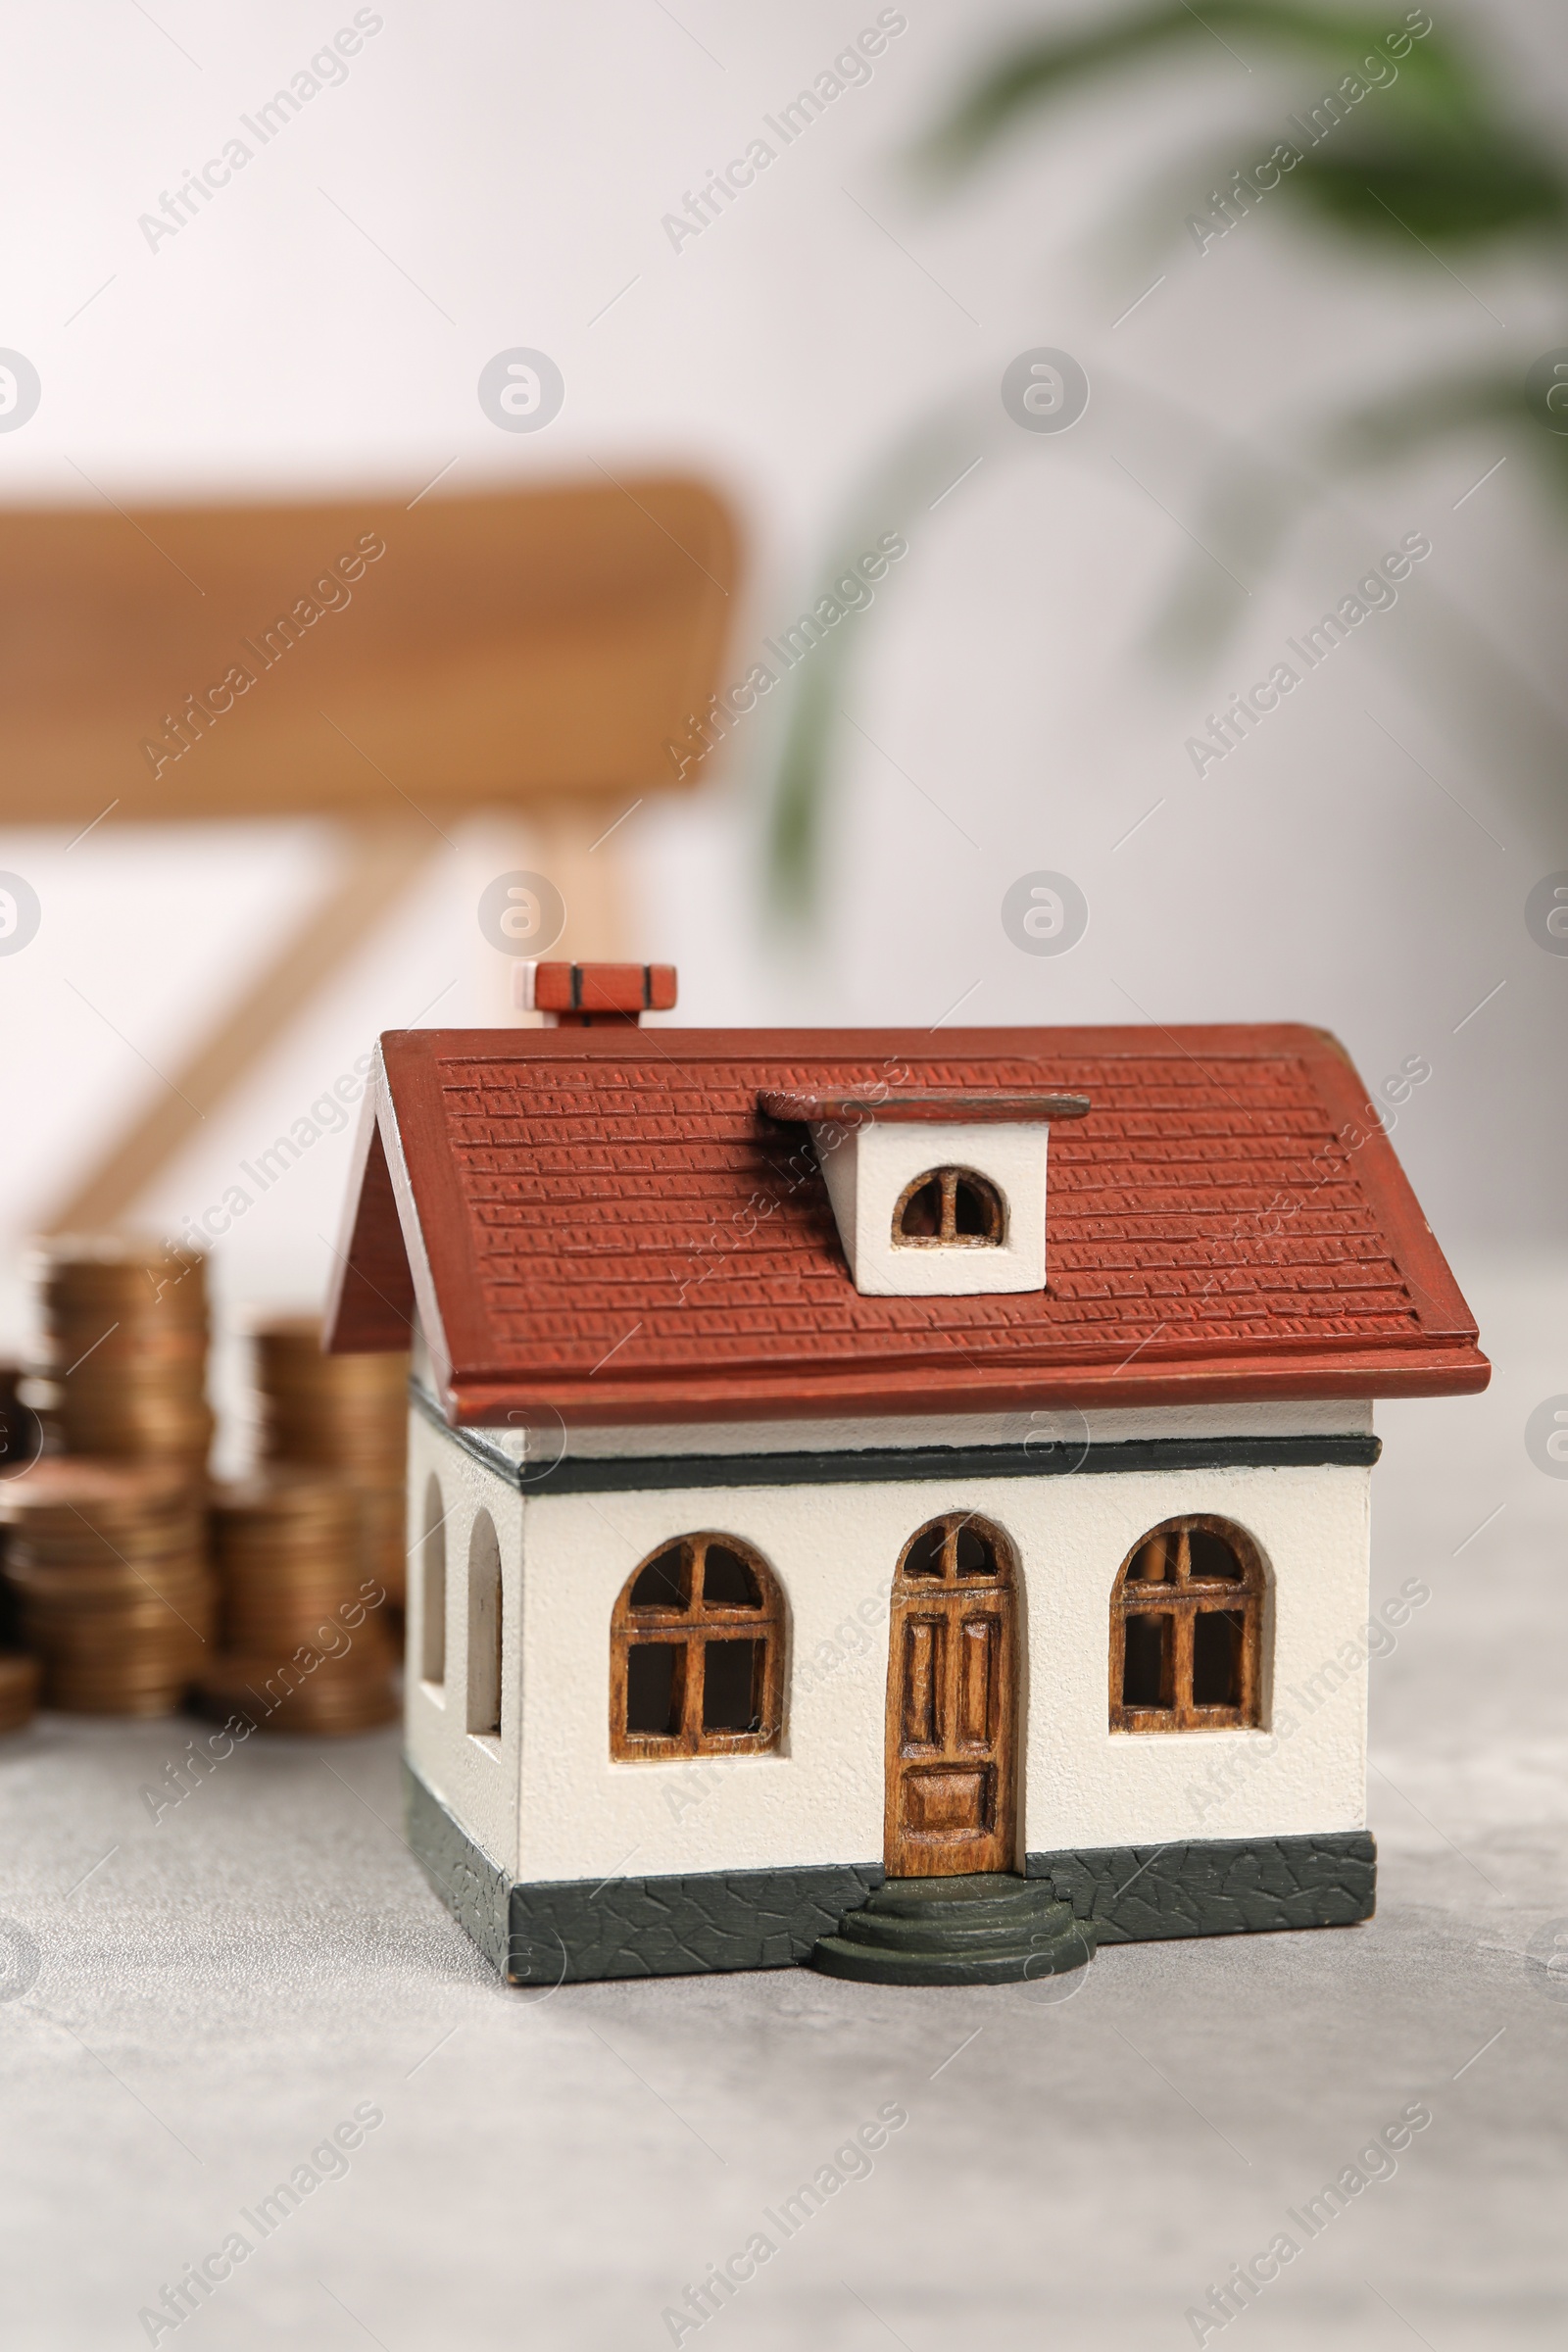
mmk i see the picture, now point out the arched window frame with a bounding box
[610,1533,785,1761]
[893,1166,1006,1249]
[1108,1515,1265,1734]
[894,1511,1017,1589]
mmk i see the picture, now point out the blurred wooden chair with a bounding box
[0,476,737,1227]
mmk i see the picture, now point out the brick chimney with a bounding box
[513,960,677,1027]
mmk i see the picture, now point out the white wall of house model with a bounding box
[404,1398,1377,1887]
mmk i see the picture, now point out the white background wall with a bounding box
[0,1,1562,1406]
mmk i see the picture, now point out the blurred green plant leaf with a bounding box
[915,0,1568,252]
[914,2,1485,179]
[760,1,1568,915]
[1295,136,1567,241]
[1329,368,1562,461]
[1149,367,1568,662]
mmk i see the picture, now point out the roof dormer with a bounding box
[758,1087,1090,1298]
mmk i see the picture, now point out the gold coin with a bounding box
[32,1231,208,1298]
[252,1320,409,1487]
[31,1238,212,1476]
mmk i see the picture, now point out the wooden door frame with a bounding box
[883,1512,1020,1879]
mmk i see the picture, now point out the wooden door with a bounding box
[884,1514,1018,1878]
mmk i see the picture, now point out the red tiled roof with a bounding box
[324,1024,1487,1424]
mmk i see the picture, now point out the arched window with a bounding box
[1109,1517,1264,1733]
[466,1510,503,1738]
[419,1475,447,1687]
[611,1533,784,1760]
[894,1167,1004,1248]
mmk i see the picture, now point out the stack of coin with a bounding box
[0,1653,40,1735]
[30,1238,213,1473]
[0,1361,44,1481]
[0,1459,216,1715]
[196,1473,398,1737]
[251,1317,410,1610]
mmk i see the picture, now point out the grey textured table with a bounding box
[3,1257,1563,2350]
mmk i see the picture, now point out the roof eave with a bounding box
[440,1341,1491,1429]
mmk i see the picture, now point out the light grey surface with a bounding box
[2,1254,1564,2351]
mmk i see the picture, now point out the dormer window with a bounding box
[894,1168,1004,1248]
[759,1085,1088,1298]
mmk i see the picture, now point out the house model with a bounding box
[324,962,1487,1987]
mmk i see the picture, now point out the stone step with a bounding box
[809,1872,1097,1986]
[812,1927,1092,1987]
[863,1876,1066,1927]
[833,1904,1078,1957]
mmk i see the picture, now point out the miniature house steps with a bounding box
[811,1874,1095,1986]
